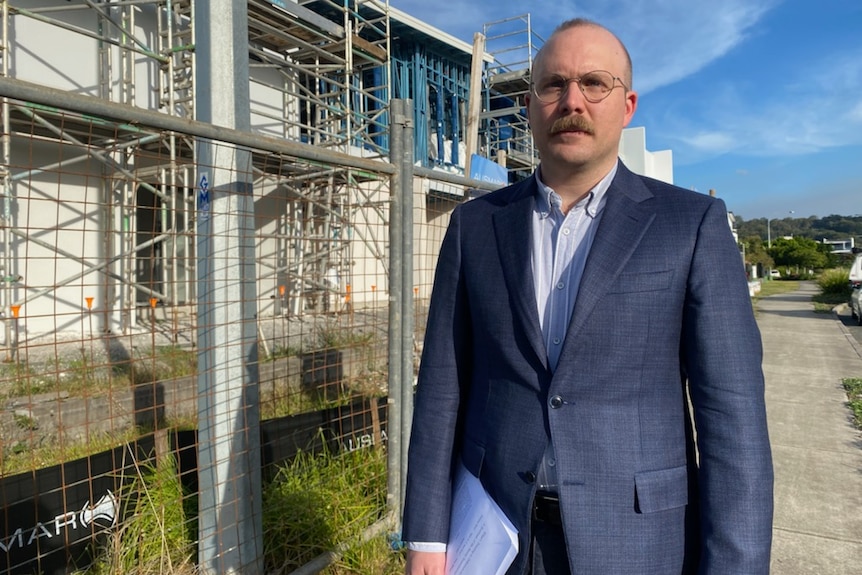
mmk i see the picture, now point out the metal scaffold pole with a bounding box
[194,1,263,573]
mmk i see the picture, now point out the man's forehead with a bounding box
[534,27,626,75]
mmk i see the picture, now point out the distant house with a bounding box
[821,238,855,254]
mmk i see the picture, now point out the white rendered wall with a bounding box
[11,1,160,109]
[619,126,674,184]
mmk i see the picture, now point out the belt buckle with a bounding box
[532,491,561,525]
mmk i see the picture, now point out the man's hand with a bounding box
[405,549,446,575]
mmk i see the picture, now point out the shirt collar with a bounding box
[534,161,619,219]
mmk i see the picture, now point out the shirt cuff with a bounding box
[405,541,447,553]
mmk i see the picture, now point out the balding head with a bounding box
[534,18,633,89]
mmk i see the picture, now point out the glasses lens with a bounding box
[579,71,615,102]
[534,75,567,103]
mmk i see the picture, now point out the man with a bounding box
[402,18,773,575]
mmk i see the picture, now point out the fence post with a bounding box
[399,99,415,510]
[194,2,263,574]
[387,99,405,520]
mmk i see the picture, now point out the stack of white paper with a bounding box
[445,462,519,575]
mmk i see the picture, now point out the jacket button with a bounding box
[524,471,536,484]
[549,395,563,409]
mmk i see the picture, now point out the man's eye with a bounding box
[581,76,604,88]
[541,78,566,91]
[581,73,612,89]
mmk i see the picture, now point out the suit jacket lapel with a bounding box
[563,166,657,353]
[492,178,549,372]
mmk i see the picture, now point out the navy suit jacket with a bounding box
[402,162,774,574]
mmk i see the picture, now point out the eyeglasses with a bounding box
[530,70,628,104]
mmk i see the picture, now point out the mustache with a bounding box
[550,115,594,135]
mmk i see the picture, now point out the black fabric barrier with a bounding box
[0,436,156,575]
[0,396,387,574]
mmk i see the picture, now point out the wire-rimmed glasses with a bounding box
[531,70,628,104]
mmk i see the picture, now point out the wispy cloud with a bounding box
[390,1,780,94]
[388,0,861,163]
[598,0,781,93]
[661,48,862,161]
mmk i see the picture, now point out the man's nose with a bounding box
[558,80,587,113]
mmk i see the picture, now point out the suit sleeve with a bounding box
[401,204,472,544]
[682,199,774,573]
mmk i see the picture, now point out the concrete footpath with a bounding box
[758,281,862,573]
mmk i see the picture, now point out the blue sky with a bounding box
[389,0,862,220]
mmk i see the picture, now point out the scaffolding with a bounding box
[0,0,395,348]
[0,3,506,571]
[481,13,544,181]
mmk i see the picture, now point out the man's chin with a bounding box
[543,144,591,165]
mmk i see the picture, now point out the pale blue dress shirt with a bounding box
[532,163,615,490]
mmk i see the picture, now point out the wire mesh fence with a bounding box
[0,85,462,574]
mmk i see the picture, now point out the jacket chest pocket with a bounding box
[607,269,673,294]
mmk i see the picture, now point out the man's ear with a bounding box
[623,90,638,127]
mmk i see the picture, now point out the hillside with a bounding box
[735,214,862,244]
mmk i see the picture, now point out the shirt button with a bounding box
[556,281,564,290]
[552,337,561,345]
[562,228,571,235]
[549,458,556,467]
[549,395,563,409]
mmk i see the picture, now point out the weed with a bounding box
[842,378,862,429]
[0,346,197,403]
[13,412,37,431]
[154,346,197,379]
[265,344,300,362]
[313,323,374,351]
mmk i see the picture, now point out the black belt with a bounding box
[532,491,562,526]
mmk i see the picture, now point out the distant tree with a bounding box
[768,236,831,270]
[741,235,773,270]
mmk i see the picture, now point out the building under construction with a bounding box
[0,1,538,346]
[0,1,671,350]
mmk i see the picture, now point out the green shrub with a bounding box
[817,268,851,296]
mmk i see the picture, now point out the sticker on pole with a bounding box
[198,173,210,221]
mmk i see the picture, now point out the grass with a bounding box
[66,435,403,575]
[0,427,144,476]
[751,279,800,313]
[262,443,400,574]
[752,275,852,313]
[0,345,198,402]
[80,452,197,575]
[3,330,397,574]
[755,279,800,298]
[842,378,862,429]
